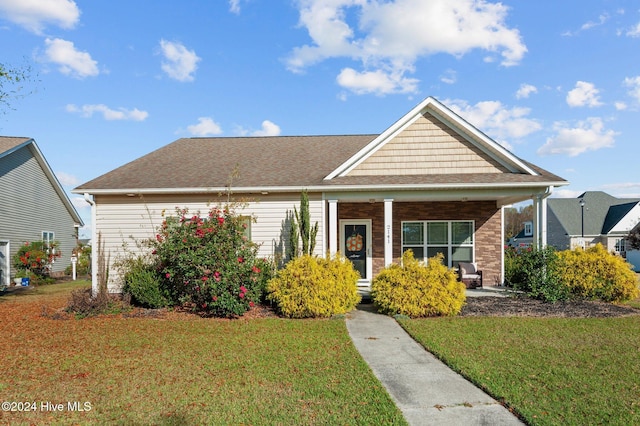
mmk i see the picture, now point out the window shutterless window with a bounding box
[401,221,474,267]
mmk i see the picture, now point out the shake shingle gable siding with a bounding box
[74,96,568,294]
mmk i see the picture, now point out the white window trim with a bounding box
[401,220,475,267]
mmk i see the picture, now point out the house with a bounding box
[508,220,534,249]
[508,191,640,261]
[0,137,85,285]
[73,97,568,294]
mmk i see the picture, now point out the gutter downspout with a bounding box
[534,186,554,248]
[84,193,98,297]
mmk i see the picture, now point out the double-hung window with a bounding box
[402,221,474,267]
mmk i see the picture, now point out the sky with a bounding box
[1,0,639,239]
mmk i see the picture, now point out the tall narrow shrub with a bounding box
[294,189,318,256]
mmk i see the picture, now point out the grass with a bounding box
[0,281,406,425]
[399,315,640,425]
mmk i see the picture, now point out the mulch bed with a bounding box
[460,296,640,318]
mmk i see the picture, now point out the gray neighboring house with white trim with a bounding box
[74,97,568,294]
[0,137,84,285]
[509,191,640,264]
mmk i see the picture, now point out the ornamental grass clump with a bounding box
[266,253,361,318]
[371,250,465,318]
[558,243,639,302]
[149,206,271,317]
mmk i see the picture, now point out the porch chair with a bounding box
[457,262,483,289]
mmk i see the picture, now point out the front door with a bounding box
[340,220,372,285]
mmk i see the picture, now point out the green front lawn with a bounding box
[400,315,640,425]
[0,281,405,425]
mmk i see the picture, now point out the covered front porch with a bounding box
[324,188,553,289]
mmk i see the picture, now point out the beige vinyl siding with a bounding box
[94,193,325,292]
[347,112,509,176]
[0,145,78,276]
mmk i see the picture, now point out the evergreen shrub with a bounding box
[122,261,168,309]
[506,246,569,303]
[371,251,465,318]
[266,253,361,318]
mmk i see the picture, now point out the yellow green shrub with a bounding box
[371,251,466,318]
[558,244,639,302]
[266,253,361,318]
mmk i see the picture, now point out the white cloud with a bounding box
[551,189,584,199]
[159,39,201,82]
[66,104,149,121]
[187,117,223,136]
[580,13,609,31]
[445,99,541,150]
[287,0,526,95]
[0,0,80,34]
[623,76,640,103]
[229,0,241,14]
[71,196,91,211]
[251,120,281,136]
[55,171,79,186]
[440,69,457,85]
[566,81,603,107]
[599,182,640,198]
[537,117,617,157]
[626,21,640,37]
[515,83,537,99]
[336,68,418,95]
[236,120,282,136]
[615,101,627,110]
[43,38,98,78]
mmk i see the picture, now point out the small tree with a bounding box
[627,226,640,251]
[0,60,37,114]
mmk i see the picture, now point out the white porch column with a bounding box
[540,195,548,247]
[384,199,393,266]
[532,190,551,249]
[328,199,338,256]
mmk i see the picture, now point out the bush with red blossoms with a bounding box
[151,206,272,317]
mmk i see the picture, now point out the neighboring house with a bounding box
[508,220,534,249]
[0,137,85,284]
[73,97,567,294]
[508,191,640,262]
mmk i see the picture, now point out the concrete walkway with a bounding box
[346,303,523,426]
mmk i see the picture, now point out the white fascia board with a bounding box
[75,181,566,197]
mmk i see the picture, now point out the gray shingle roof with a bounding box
[548,191,640,236]
[75,134,566,193]
[0,136,31,156]
[75,135,377,191]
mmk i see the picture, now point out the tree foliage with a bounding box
[0,60,37,114]
[504,203,533,241]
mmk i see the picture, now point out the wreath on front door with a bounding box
[346,228,363,252]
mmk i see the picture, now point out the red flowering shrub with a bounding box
[150,206,272,317]
[13,240,61,278]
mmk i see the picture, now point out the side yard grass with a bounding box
[0,281,406,425]
[399,315,640,425]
